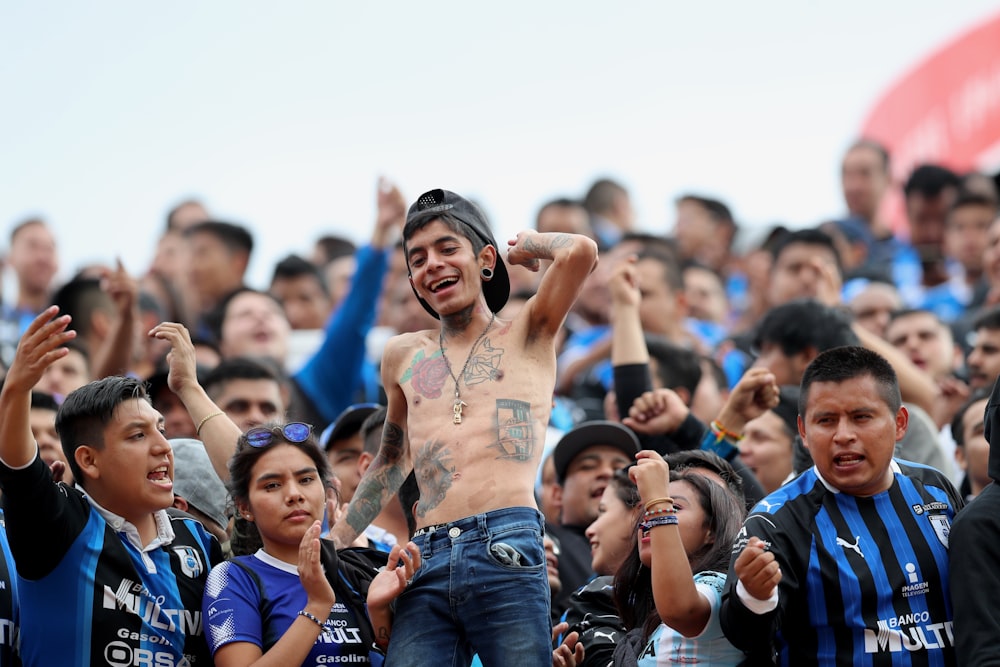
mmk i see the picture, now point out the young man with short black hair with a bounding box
[0,308,222,667]
[331,188,598,665]
[721,346,962,665]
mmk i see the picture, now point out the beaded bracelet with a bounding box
[711,420,744,442]
[644,514,679,528]
[643,497,675,512]
[644,506,676,518]
[298,610,326,631]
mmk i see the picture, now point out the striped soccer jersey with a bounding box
[0,455,222,667]
[721,459,962,667]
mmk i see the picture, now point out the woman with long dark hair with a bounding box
[612,450,746,665]
[202,422,418,666]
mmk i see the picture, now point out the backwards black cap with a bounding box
[404,189,510,320]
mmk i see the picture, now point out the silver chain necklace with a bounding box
[438,312,495,424]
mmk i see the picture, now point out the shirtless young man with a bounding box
[330,189,598,666]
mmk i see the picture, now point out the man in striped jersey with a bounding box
[0,310,223,667]
[721,346,962,666]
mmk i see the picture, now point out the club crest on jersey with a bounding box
[911,501,948,515]
[926,513,950,548]
[173,546,204,578]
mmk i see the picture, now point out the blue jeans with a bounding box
[385,507,551,667]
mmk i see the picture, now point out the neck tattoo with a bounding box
[439,312,496,424]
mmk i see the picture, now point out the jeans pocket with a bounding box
[485,525,544,571]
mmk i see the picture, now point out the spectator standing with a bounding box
[721,346,962,665]
[202,422,418,665]
[330,187,598,666]
[0,309,222,666]
[0,218,59,369]
[584,178,634,249]
[611,451,747,665]
[549,421,639,614]
[950,377,1000,665]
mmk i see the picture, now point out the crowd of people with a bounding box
[0,142,998,666]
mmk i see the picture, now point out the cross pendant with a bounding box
[453,400,468,424]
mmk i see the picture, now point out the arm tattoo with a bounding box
[344,421,406,536]
[382,421,404,461]
[490,399,536,462]
[413,440,455,518]
[522,233,572,259]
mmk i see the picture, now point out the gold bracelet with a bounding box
[196,411,225,436]
[643,497,675,512]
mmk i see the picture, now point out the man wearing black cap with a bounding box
[321,402,381,502]
[548,420,639,613]
[331,188,598,666]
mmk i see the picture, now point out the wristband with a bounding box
[711,420,744,442]
[643,514,679,529]
[703,421,740,460]
[298,609,326,631]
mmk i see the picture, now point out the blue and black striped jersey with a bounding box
[0,455,222,667]
[721,459,962,667]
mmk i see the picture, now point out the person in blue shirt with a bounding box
[211,180,405,431]
[202,421,418,666]
[721,346,962,666]
[0,307,222,667]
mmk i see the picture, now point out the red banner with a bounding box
[859,10,1000,234]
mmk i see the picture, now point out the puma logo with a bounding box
[836,535,864,558]
[592,630,617,642]
[758,499,782,512]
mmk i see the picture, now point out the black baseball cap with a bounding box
[319,403,382,451]
[404,188,510,319]
[552,420,641,485]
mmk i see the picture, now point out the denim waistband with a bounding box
[411,506,543,541]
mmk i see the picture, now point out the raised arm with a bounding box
[631,451,713,637]
[852,322,937,415]
[330,340,412,548]
[149,322,242,481]
[507,231,598,340]
[90,258,139,379]
[293,177,402,422]
[0,307,75,468]
[609,255,647,367]
[712,367,780,438]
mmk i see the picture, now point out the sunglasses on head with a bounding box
[245,422,313,448]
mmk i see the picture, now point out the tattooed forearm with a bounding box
[413,440,455,518]
[522,233,572,259]
[490,398,536,462]
[344,459,406,535]
[342,421,407,537]
[382,421,404,460]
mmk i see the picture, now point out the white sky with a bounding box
[2,1,999,288]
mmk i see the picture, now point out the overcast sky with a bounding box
[2,1,999,287]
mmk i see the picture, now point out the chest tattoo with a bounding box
[490,399,536,462]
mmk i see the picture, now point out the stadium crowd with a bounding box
[0,143,998,666]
